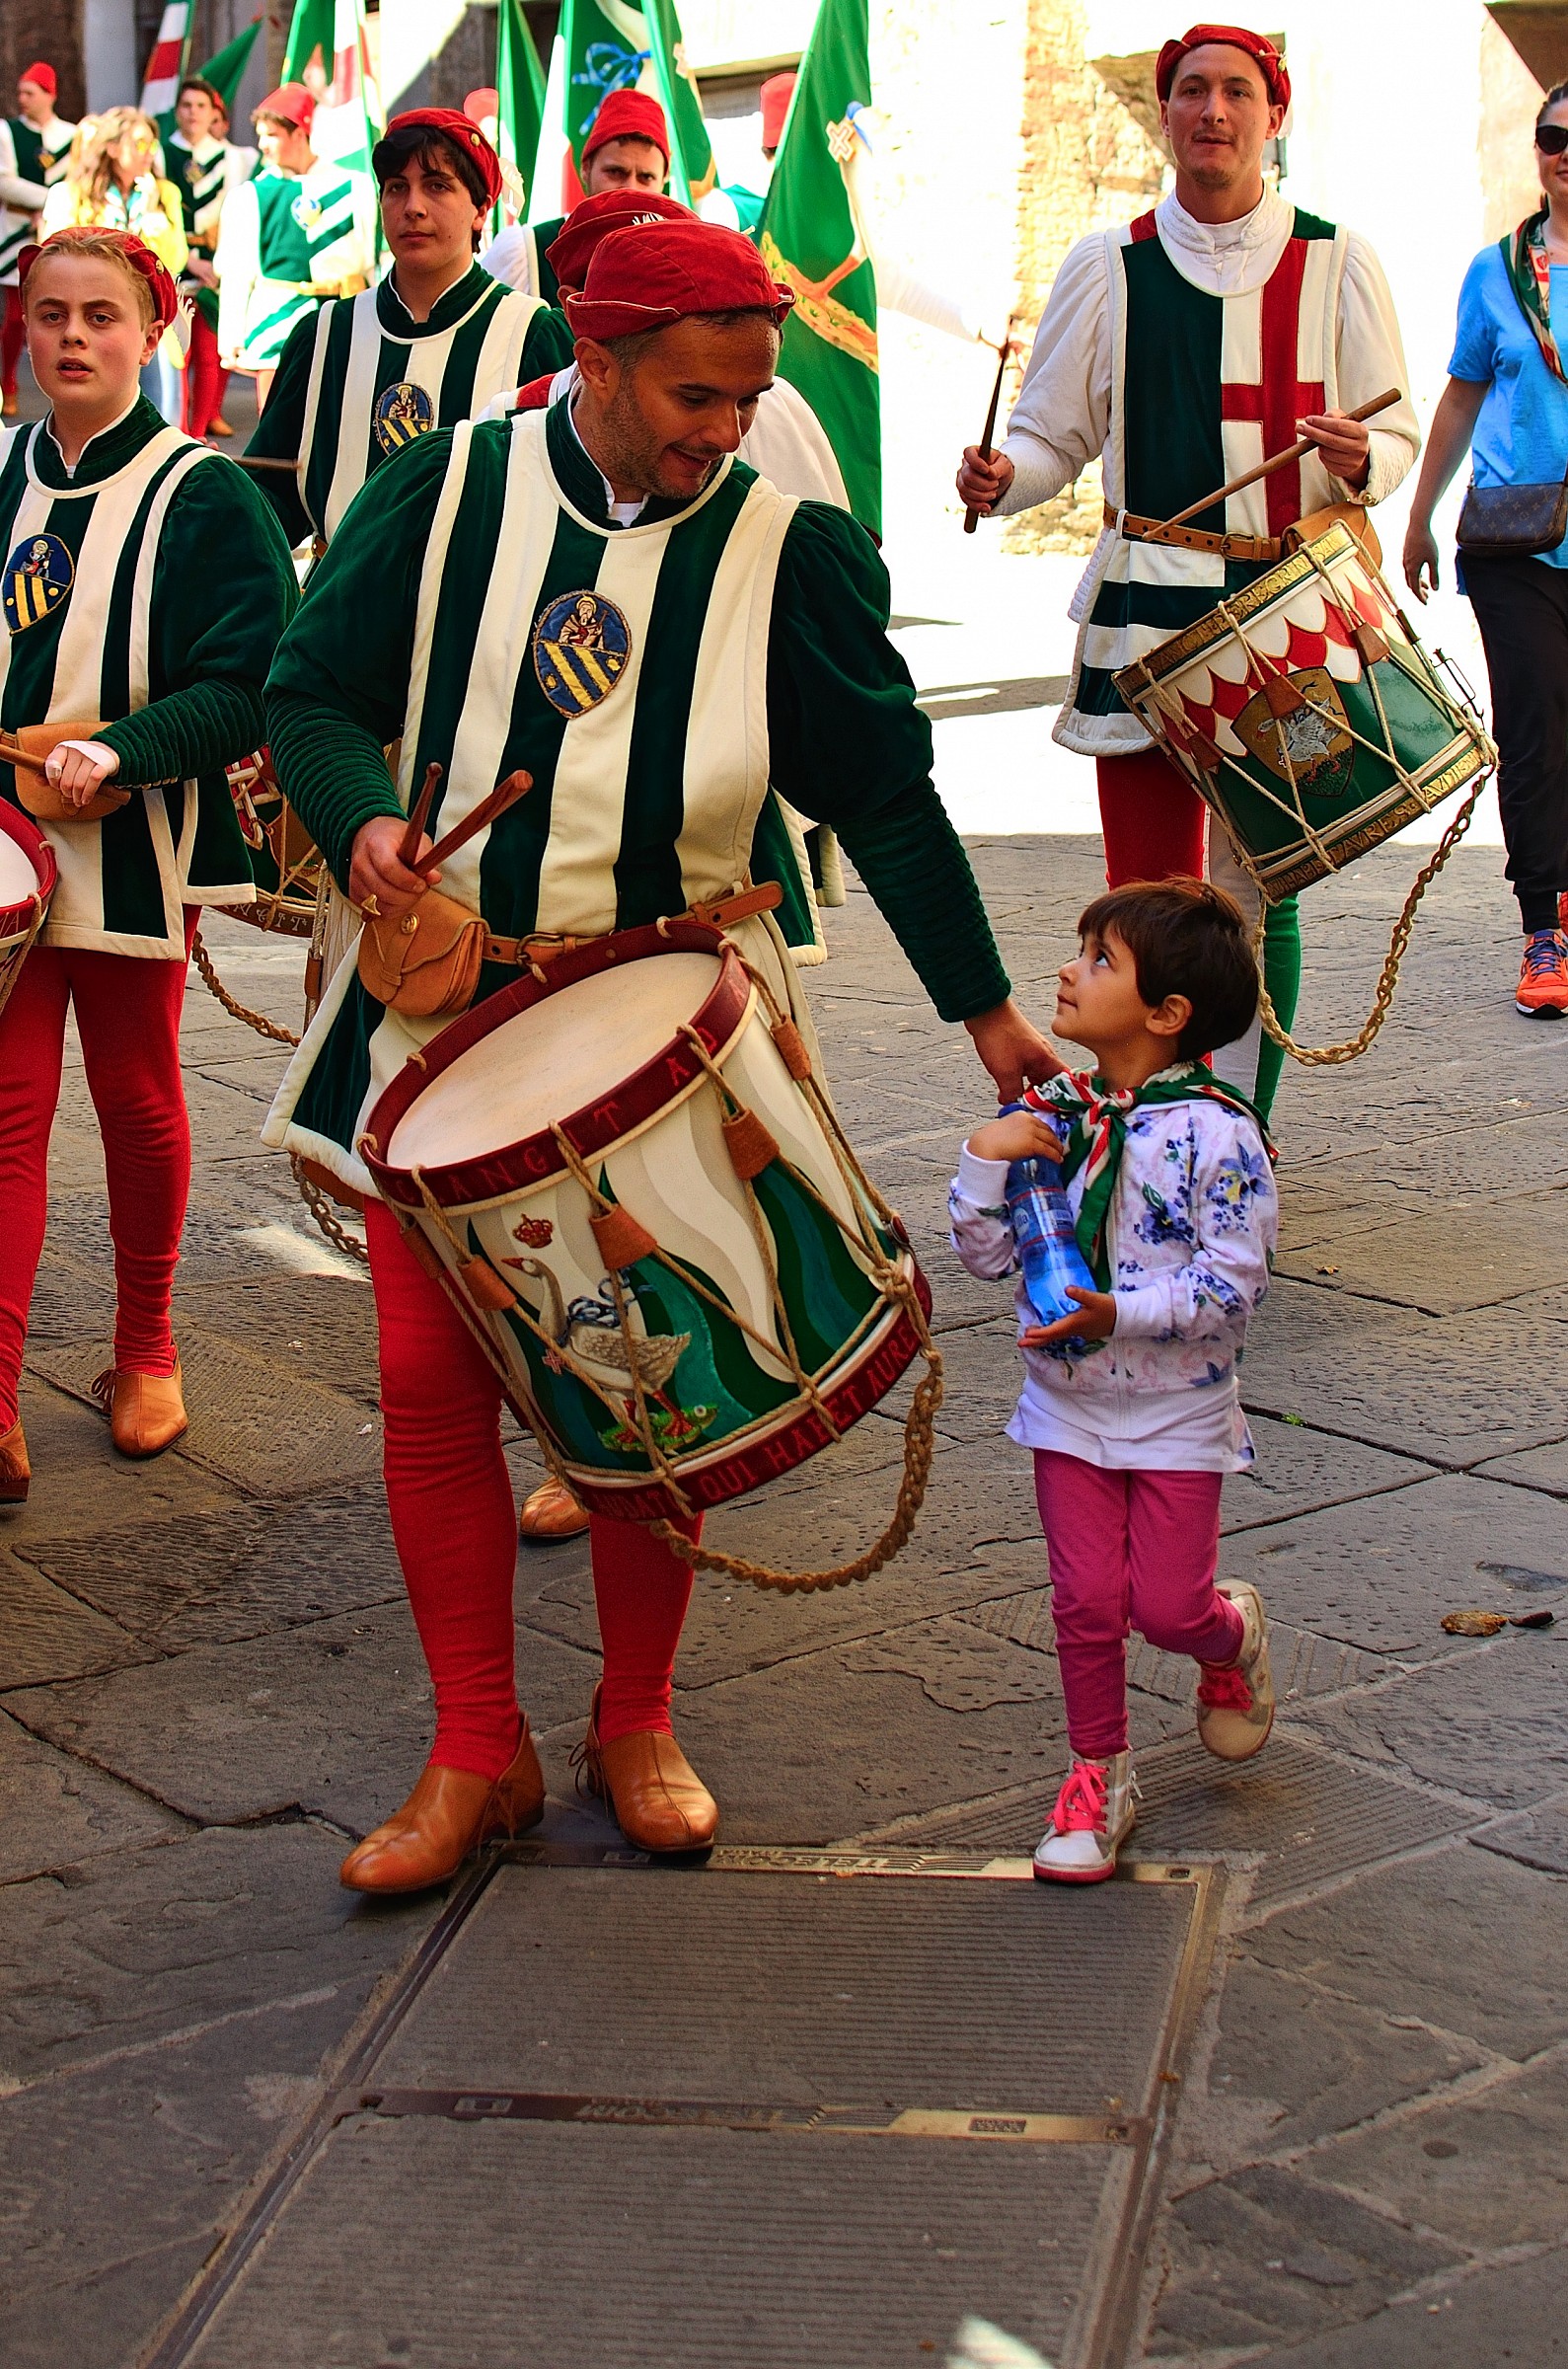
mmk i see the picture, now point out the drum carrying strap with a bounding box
[1106,504,1280,564]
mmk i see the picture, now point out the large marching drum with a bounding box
[361,919,935,1540]
[0,801,56,1019]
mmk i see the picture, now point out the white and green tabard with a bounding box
[0,401,298,955]
[215,159,377,369]
[261,398,1010,1195]
[246,263,573,547]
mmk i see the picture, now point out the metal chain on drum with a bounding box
[290,1153,370,1266]
[189,927,301,1047]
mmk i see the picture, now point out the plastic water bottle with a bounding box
[999,1103,1097,1328]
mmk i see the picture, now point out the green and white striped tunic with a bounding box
[261,399,1009,1193]
[165,131,255,330]
[215,160,377,371]
[0,400,299,956]
[0,115,73,286]
[246,264,572,547]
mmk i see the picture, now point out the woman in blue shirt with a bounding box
[1404,79,1568,1018]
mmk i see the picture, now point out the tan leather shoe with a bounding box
[206,415,234,437]
[576,1682,717,1854]
[0,1419,29,1503]
[92,1357,188,1458]
[519,1475,590,1542]
[339,1721,546,1893]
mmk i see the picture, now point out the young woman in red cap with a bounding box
[0,64,77,418]
[244,110,573,554]
[261,218,1054,1890]
[482,88,671,308]
[957,24,1419,1124]
[215,83,377,407]
[0,228,295,1500]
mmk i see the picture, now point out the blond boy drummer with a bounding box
[261,221,1053,1888]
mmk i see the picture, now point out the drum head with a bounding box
[0,829,38,915]
[387,949,725,1171]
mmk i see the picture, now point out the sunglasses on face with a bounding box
[1537,123,1568,155]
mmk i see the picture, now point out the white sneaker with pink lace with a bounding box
[1196,1579,1275,1761]
[1032,1751,1136,1884]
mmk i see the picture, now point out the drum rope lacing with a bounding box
[1136,542,1494,1067]
[0,891,49,1020]
[390,945,945,1595]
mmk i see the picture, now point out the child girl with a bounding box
[949,879,1280,1882]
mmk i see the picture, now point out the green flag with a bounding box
[198,16,262,114]
[760,0,880,535]
[494,0,548,232]
[643,0,715,205]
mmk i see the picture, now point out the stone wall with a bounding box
[1,2,87,123]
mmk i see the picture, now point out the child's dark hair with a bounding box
[1076,877,1259,1062]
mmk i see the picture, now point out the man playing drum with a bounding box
[261,219,1053,1888]
[0,228,296,1501]
[956,22,1419,1119]
[245,109,573,553]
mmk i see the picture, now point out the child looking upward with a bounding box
[949,879,1280,1883]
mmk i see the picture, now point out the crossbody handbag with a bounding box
[1457,222,1568,557]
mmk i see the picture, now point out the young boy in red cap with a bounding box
[215,82,376,406]
[482,88,671,308]
[261,217,1054,1890]
[0,63,77,417]
[956,24,1420,1123]
[243,110,573,552]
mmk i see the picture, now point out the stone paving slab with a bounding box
[0,1710,185,1887]
[1297,1627,1568,1810]
[1250,2248,1567,2364]
[0,1551,151,1690]
[1274,1187,1568,1312]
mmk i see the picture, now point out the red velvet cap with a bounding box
[255,81,315,133]
[564,219,794,342]
[581,88,669,167]
[20,226,180,329]
[19,62,56,100]
[384,107,503,205]
[1156,24,1290,109]
[546,189,692,294]
[760,72,795,152]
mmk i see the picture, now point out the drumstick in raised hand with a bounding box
[1149,389,1402,541]
[962,323,1016,536]
[397,761,443,873]
[413,769,533,879]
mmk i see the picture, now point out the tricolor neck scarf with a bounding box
[1504,207,1568,385]
[1025,1064,1278,1288]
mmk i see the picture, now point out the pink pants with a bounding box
[1033,1450,1244,1759]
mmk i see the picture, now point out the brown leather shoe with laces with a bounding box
[92,1356,187,1457]
[339,1722,546,1893]
[575,1682,717,1854]
[0,1419,29,1502]
[518,1475,590,1542]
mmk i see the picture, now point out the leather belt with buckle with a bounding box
[1105,503,1281,565]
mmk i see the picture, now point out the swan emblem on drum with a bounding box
[532,590,632,720]
[4,532,73,633]
[1234,666,1356,799]
[508,1258,715,1455]
[373,380,436,454]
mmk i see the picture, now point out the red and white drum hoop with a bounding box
[0,802,56,1020]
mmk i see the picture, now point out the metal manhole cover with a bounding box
[149,1849,1219,2369]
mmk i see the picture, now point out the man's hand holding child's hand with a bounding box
[1021,1286,1118,1348]
[965,1110,1064,1165]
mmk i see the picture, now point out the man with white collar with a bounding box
[957,22,1418,1117]
[215,82,376,407]
[482,87,671,308]
[1,62,77,418]
[164,75,257,440]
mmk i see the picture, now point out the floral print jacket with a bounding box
[948,1096,1278,1462]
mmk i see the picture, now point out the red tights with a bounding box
[2,287,25,401]
[0,918,196,1430]
[1095,749,1207,885]
[366,1201,700,1781]
[183,310,229,439]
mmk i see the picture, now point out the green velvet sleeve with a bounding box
[263,430,453,883]
[98,456,298,784]
[242,308,316,548]
[765,500,1009,1024]
[520,303,575,379]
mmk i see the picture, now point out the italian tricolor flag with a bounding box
[139,3,191,118]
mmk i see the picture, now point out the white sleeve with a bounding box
[740,378,849,507]
[994,233,1112,514]
[0,118,44,211]
[947,1147,1019,1282]
[1335,232,1421,507]
[478,223,537,298]
[839,134,981,343]
[38,182,74,234]
[1112,1115,1278,1343]
[215,178,259,360]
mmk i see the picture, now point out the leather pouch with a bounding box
[1456,478,1568,559]
[357,887,485,1018]
[1284,503,1383,567]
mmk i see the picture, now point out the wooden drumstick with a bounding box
[413,769,533,879]
[396,761,443,872]
[231,453,302,474]
[962,324,1016,536]
[0,731,48,776]
[1149,389,1402,541]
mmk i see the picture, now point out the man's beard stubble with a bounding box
[598,380,722,502]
